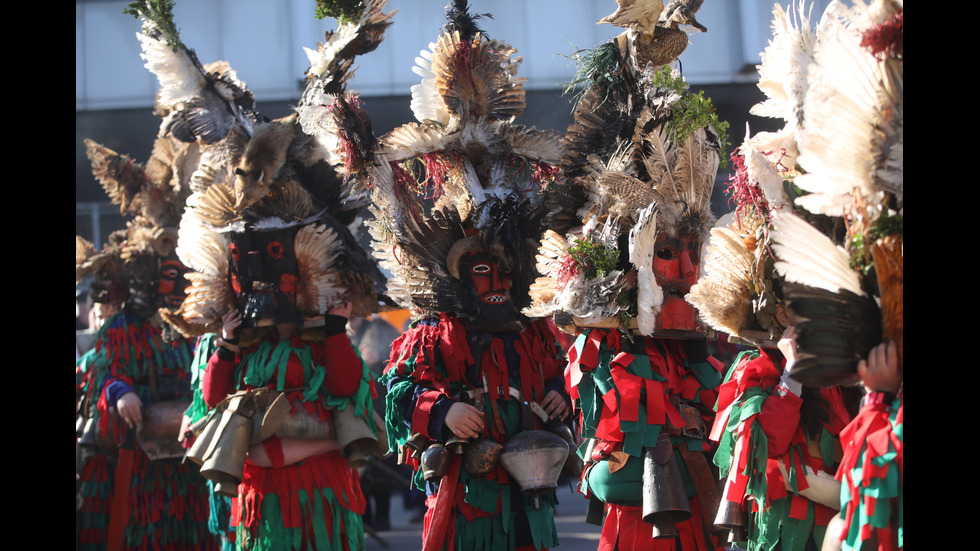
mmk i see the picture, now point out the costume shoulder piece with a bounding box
[141,0,396,336]
[530,0,725,339]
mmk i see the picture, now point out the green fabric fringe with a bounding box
[186,333,219,423]
[454,490,560,551]
[840,398,903,551]
[238,487,364,551]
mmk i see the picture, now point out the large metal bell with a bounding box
[545,419,583,479]
[641,433,692,538]
[499,430,569,494]
[200,410,251,495]
[713,497,748,543]
[421,442,449,481]
[446,434,468,455]
[138,399,189,460]
[404,433,430,461]
[463,437,503,475]
[333,406,377,469]
[186,412,222,466]
[273,409,334,440]
[78,417,98,451]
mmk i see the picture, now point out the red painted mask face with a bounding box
[157,257,188,310]
[466,251,513,322]
[652,235,700,331]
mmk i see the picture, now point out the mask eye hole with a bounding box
[471,263,491,274]
[266,241,284,259]
[160,267,179,279]
[656,248,675,260]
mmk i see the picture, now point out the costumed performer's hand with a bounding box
[117,391,143,429]
[177,415,191,444]
[776,326,803,396]
[445,402,484,439]
[777,325,798,366]
[218,309,242,353]
[858,340,901,394]
[541,390,570,421]
[328,300,353,319]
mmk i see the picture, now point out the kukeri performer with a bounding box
[525,1,730,548]
[150,1,396,548]
[324,2,577,547]
[750,1,903,549]
[75,42,216,549]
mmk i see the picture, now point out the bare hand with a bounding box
[328,301,353,319]
[221,310,242,341]
[445,402,484,439]
[777,325,798,368]
[540,390,570,421]
[177,415,191,443]
[117,392,143,429]
[858,340,902,394]
[218,310,242,352]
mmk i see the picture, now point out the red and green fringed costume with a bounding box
[835,391,903,551]
[710,349,852,551]
[566,328,724,551]
[202,321,373,551]
[76,313,219,550]
[381,315,569,551]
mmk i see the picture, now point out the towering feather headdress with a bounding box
[328,0,561,320]
[694,0,902,385]
[134,0,395,336]
[529,0,724,337]
[773,0,902,385]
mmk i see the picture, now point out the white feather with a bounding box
[410,45,450,125]
[138,29,205,107]
[630,205,661,335]
[793,4,896,216]
[771,213,864,296]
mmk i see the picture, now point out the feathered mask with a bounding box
[77,130,195,321]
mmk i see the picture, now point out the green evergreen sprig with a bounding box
[314,0,365,22]
[125,0,184,52]
[848,209,903,275]
[651,66,730,167]
[562,42,629,108]
[568,234,619,279]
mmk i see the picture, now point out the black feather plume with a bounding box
[441,0,490,41]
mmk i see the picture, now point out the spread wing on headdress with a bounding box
[130,1,260,144]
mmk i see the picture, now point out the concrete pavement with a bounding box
[365,481,603,550]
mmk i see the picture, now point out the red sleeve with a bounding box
[319,332,363,398]
[203,351,237,407]
[757,389,803,456]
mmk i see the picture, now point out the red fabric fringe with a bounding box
[600,498,717,551]
[233,451,366,531]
